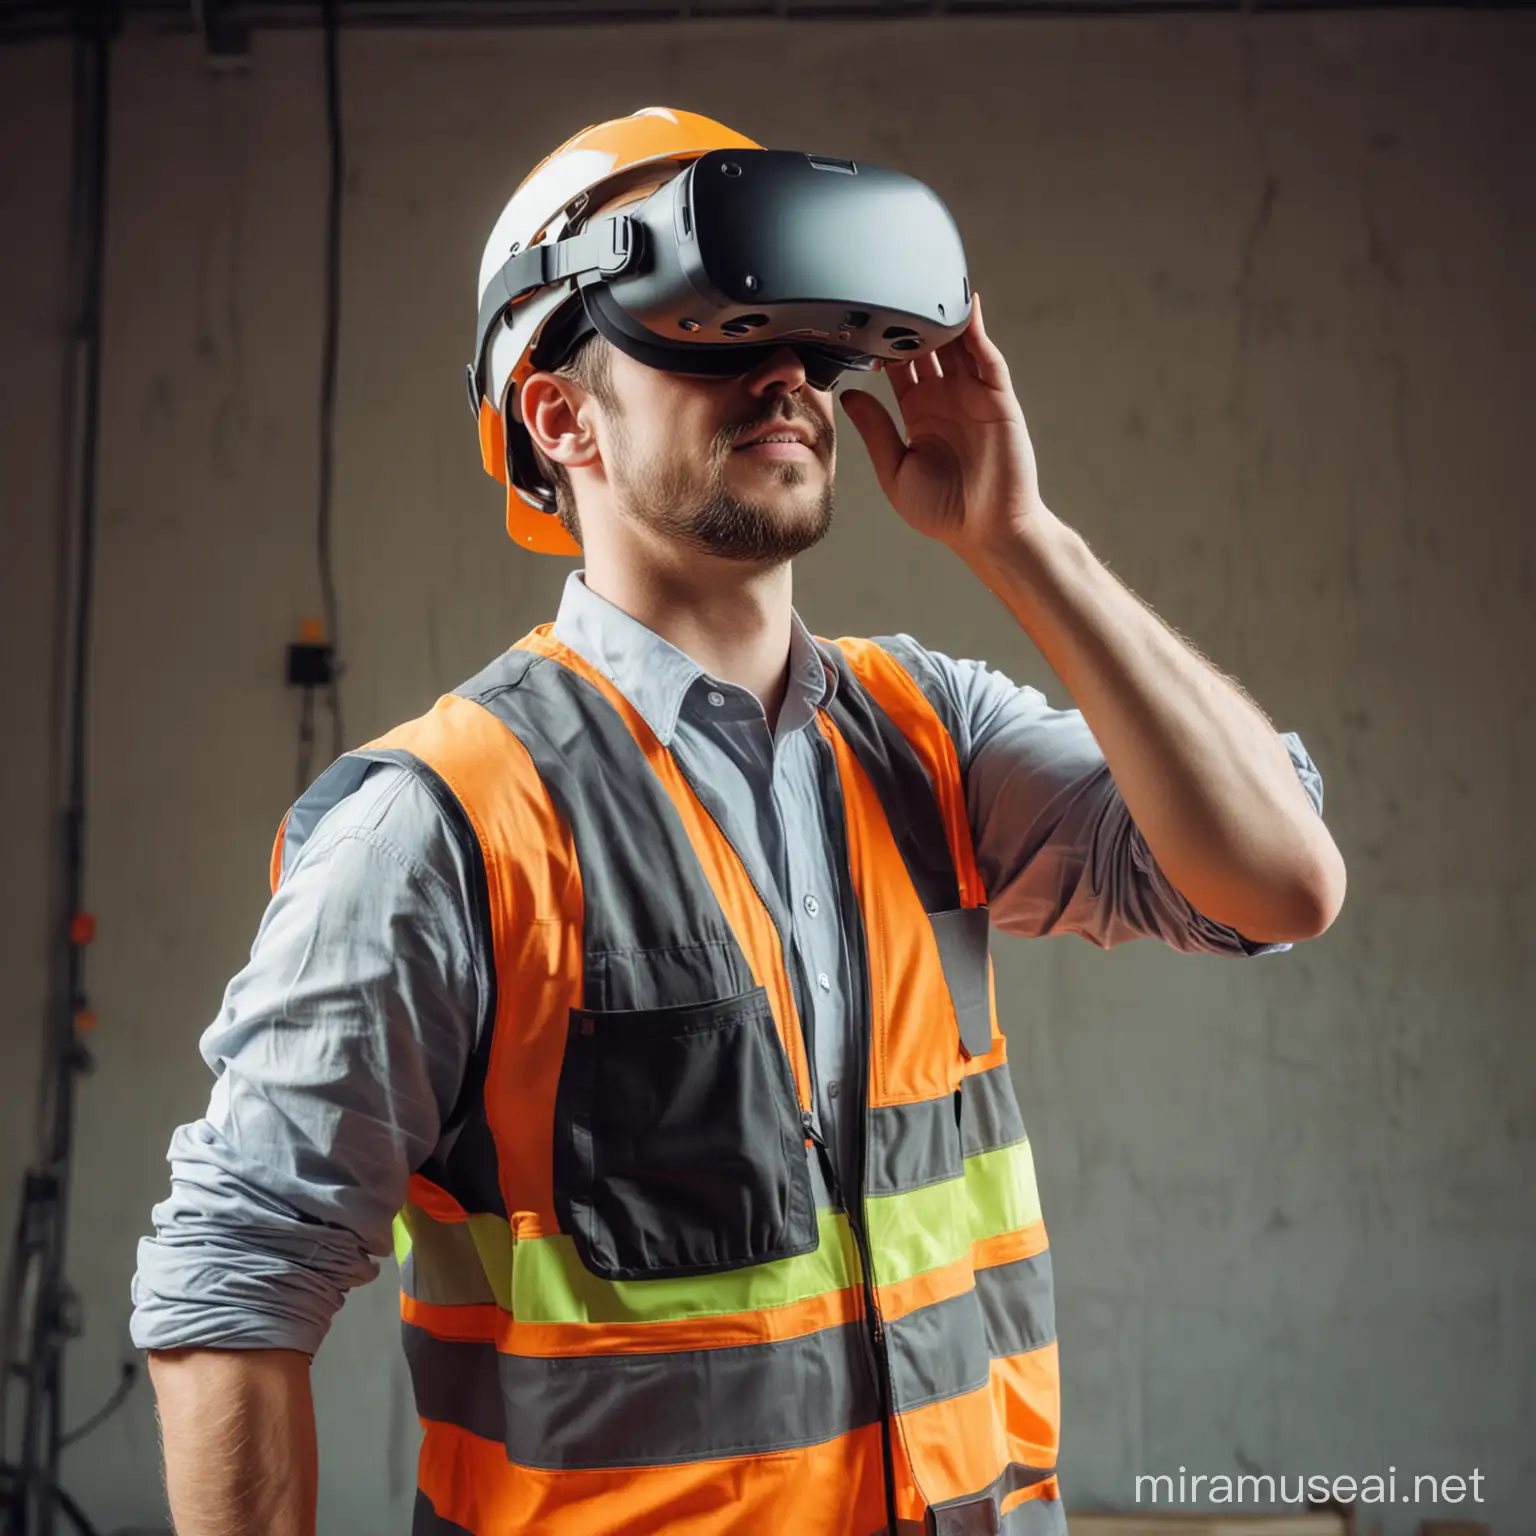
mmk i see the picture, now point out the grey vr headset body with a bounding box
[469,148,973,511]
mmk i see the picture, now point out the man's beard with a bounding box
[610,408,835,563]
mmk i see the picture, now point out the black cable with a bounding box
[37,1488,91,1536]
[316,0,345,766]
[58,1363,136,1451]
[0,1475,96,1536]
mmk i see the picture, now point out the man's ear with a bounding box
[520,371,603,473]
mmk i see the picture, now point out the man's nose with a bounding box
[741,346,810,397]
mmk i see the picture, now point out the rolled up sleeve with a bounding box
[130,765,482,1355]
[880,635,1326,957]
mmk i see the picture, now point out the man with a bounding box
[132,109,1344,1536]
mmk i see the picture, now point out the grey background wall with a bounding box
[2,9,1532,1533]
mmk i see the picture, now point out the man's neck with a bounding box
[580,551,795,729]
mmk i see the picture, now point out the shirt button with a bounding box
[706,690,726,707]
[803,894,820,917]
[817,971,832,991]
[827,1080,842,1100]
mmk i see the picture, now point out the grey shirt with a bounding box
[130,570,1324,1355]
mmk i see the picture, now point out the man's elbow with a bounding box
[1247,843,1348,944]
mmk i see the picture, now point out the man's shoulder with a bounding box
[279,757,466,892]
[450,643,545,703]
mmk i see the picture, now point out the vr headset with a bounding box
[469,149,972,507]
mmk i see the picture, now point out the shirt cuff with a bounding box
[129,1229,371,1355]
[129,1144,384,1355]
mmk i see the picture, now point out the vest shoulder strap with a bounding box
[816,633,986,911]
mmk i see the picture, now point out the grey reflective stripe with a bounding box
[866,1091,964,1196]
[887,1255,1057,1413]
[961,1062,1027,1160]
[463,649,754,1011]
[412,1491,476,1536]
[887,1288,990,1412]
[402,1317,881,1471]
[976,1251,1056,1357]
[866,1063,1027,1196]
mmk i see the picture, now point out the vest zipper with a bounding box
[676,742,900,1532]
[804,1108,898,1533]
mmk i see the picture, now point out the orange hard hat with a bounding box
[471,108,761,556]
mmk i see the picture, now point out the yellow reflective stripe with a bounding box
[513,1209,861,1325]
[399,1143,1039,1327]
[466,1215,514,1309]
[394,1205,512,1308]
[866,1140,1042,1288]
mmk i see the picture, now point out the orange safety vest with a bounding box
[271,627,1062,1536]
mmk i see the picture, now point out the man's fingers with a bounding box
[962,291,1012,392]
[884,358,917,402]
[936,335,973,380]
[838,389,906,498]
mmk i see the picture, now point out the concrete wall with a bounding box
[2,10,1532,1533]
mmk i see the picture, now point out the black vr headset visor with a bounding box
[473,148,973,403]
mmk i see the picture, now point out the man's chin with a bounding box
[689,493,834,565]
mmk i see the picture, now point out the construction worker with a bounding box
[132,109,1344,1536]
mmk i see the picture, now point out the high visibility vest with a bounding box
[271,627,1063,1536]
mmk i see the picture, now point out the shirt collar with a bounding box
[551,569,837,747]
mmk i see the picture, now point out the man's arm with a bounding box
[955,511,1345,944]
[881,635,1324,953]
[837,294,1345,944]
[148,1348,316,1536]
[132,764,482,1534]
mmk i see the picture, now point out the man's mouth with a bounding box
[734,435,817,458]
[732,416,820,457]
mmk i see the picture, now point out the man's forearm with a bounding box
[960,508,1346,942]
[149,1347,317,1536]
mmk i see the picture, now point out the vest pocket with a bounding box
[554,985,819,1281]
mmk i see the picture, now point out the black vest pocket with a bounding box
[553,986,820,1281]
